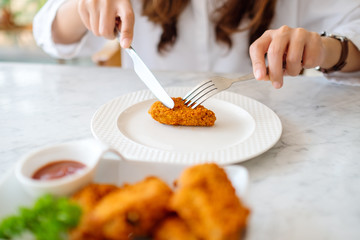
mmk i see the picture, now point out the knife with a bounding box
[115,30,174,109]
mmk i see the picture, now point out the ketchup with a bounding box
[32,160,86,180]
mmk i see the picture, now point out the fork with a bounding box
[183,72,255,109]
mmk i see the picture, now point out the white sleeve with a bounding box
[298,0,360,82]
[326,6,360,84]
[331,8,360,51]
[32,0,106,59]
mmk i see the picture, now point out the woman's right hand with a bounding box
[77,0,134,48]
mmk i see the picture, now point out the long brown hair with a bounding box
[142,0,277,53]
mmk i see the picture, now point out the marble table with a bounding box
[0,62,359,240]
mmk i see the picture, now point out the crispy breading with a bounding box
[71,183,118,213]
[69,164,250,240]
[170,163,250,240]
[87,177,173,240]
[70,183,118,240]
[153,216,199,240]
[148,97,216,126]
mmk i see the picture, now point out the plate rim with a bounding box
[91,87,282,164]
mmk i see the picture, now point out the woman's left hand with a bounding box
[249,25,326,89]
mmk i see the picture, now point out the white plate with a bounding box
[0,159,248,218]
[91,87,282,164]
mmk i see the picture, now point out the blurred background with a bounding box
[0,0,121,66]
[0,1,319,74]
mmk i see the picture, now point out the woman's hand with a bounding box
[53,0,134,48]
[77,0,134,48]
[249,25,327,89]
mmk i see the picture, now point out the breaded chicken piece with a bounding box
[153,216,199,240]
[70,183,118,240]
[170,163,250,240]
[148,97,216,126]
[71,183,119,213]
[88,177,173,240]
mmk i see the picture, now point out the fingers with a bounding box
[251,26,290,88]
[99,0,116,39]
[285,28,306,76]
[266,26,291,88]
[77,0,134,46]
[116,0,134,48]
[89,4,100,35]
[251,25,324,89]
[249,32,271,82]
[77,0,91,30]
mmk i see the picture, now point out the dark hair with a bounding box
[142,0,277,53]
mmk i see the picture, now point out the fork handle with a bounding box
[232,66,272,84]
[231,73,255,84]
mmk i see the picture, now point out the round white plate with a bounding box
[91,87,282,164]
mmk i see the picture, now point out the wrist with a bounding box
[316,32,349,73]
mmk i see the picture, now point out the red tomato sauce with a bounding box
[32,160,86,180]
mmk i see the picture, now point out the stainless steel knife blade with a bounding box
[115,30,174,109]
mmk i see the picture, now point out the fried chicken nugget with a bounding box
[88,177,173,240]
[170,163,250,240]
[148,97,216,126]
[70,183,119,240]
[153,216,199,240]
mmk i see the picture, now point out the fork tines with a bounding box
[182,79,219,109]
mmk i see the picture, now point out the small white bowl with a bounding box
[15,138,121,197]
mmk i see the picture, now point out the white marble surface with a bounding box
[0,62,360,240]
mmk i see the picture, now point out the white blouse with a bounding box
[33,0,360,81]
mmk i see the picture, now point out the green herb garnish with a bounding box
[0,194,82,240]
